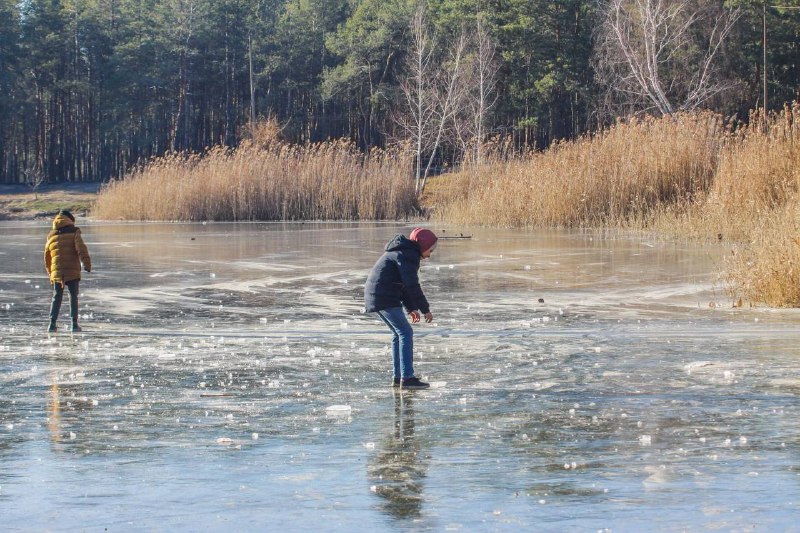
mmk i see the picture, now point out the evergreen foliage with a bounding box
[1,0,798,183]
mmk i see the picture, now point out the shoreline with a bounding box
[0,182,102,220]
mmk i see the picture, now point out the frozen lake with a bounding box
[1,221,798,531]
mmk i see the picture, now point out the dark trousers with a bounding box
[49,280,80,325]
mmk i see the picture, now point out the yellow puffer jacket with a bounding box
[44,213,91,284]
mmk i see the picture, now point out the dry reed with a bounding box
[432,112,724,228]
[94,134,416,221]
[95,108,800,307]
[432,106,800,307]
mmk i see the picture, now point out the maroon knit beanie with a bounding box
[409,227,438,252]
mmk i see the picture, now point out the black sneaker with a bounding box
[400,377,430,390]
[392,377,401,387]
[47,323,56,333]
[71,324,82,332]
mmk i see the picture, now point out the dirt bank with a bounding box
[0,182,101,220]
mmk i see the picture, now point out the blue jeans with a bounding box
[376,307,415,379]
[50,280,79,325]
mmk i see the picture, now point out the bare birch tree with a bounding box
[395,6,469,195]
[418,28,468,194]
[465,15,499,165]
[395,6,437,195]
[23,162,44,200]
[595,0,740,116]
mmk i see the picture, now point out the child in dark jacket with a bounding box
[364,228,438,390]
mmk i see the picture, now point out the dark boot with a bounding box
[400,377,430,390]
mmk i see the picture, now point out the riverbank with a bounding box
[0,182,100,220]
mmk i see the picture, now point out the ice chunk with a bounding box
[325,405,351,415]
[639,435,652,446]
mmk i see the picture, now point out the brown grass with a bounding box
[94,108,800,307]
[432,112,724,228]
[722,206,800,307]
[431,105,800,307]
[94,134,416,221]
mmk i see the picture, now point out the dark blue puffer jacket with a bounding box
[364,234,430,314]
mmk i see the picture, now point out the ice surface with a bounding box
[1,221,799,530]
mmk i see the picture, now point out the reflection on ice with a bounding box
[0,222,799,530]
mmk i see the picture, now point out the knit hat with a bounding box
[409,227,438,252]
[58,209,75,221]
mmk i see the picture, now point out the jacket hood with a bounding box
[385,234,421,253]
[52,213,75,230]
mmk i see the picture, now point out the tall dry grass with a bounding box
[432,112,724,228]
[432,105,800,307]
[94,134,416,221]
[712,106,800,306]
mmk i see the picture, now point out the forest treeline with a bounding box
[1,0,799,184]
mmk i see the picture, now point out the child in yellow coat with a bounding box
[44,210,92,332]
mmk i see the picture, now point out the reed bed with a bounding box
[432,112,724,228]
[94,137,416,221]
[432,106,800,307]
[95,108,800,306]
